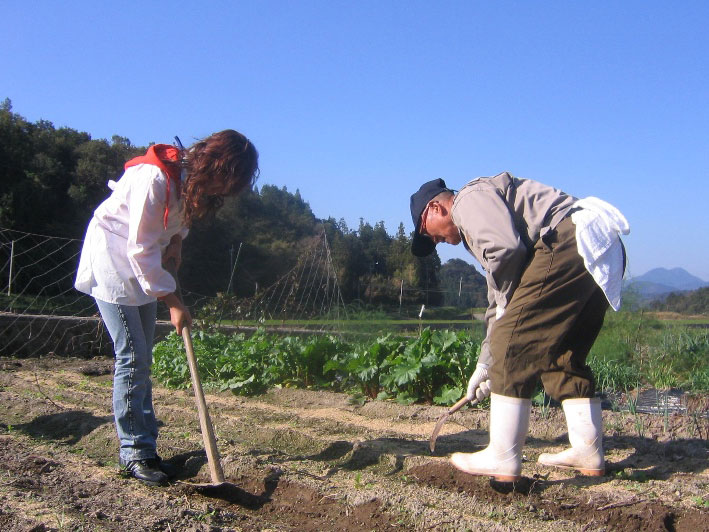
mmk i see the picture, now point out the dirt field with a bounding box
[0,355,707,531]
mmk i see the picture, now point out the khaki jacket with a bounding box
[451,172,576,365]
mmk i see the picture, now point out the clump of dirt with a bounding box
[407,461,707,531]
[0,355,707,531]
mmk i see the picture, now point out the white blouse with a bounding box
[75,163,189,305]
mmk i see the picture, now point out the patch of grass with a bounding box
[53,505,68,530]
[589,311,709,393]
[692,496,709,509]
[15,390,39,402]
[613,468,651,483]
[532,389,552,420]
[353,472,374,490]
[485,508,503,520]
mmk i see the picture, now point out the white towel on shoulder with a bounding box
[571,197,630,311]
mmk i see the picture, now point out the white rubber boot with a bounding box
[450,393,531,482]
[538,397,605,476]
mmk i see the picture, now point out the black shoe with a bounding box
[119,457,168,486]
[155,455,179,479]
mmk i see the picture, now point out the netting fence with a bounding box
[0,228,103,357]
[0,226,347,357]
[207,231,347,325]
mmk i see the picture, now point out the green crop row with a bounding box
[152,313,709,405]
[153,327,481,405]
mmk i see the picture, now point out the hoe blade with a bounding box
[429,396,475,453]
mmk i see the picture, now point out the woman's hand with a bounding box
[162,234,183,270]
[161,293,193,334]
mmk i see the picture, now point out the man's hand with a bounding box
[466,364,491,403]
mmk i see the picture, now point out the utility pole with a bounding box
[458,275,463,303]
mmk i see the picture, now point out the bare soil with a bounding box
[0,355,707,531]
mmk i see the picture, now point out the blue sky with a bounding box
[2,1,708,280]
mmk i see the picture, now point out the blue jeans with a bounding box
[96,299,159,462]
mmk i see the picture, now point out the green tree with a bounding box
[439,258,487,308]
[0,100,449,310]
[650,287,709,315]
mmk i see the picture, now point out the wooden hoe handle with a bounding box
[181,326,225,483]
[164,257,225,483]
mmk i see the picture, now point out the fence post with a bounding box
[399,279,403,314]
[226,242,242,295]
[8,240,14,297]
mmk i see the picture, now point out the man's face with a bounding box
[420,201,461,246]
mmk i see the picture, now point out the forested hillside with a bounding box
[0,99,486,310]
[649,287,709,315]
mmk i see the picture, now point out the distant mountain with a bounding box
[632,268,708,291]
[625,267,709,303]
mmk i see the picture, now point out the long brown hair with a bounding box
[182,129,259,226]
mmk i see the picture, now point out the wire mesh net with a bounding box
[0,227,105,356]
[0,227,347,356]
[196,231,348,328]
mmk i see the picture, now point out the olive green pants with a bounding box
[489,217,609,401]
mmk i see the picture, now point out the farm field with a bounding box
[0,355,707,531]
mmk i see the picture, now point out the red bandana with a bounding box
[124,144,182,229]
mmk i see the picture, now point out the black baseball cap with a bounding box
[410,178,452,257]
